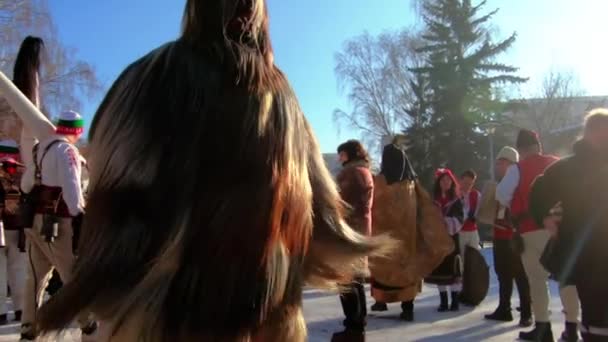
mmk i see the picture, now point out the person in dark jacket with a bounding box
[332,140,374,342]
[530,108,608,342]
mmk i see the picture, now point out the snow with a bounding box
[305,248,573,342]
[0,248,573,341]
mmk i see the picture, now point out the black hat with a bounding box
[516,129,540,149]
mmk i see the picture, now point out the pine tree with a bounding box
[408,0,526,180]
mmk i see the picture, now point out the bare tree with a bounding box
[333,30,423,153]
[0,0,101,118]
[505,69,585,151]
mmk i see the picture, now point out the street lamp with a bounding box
[487,126,496,181]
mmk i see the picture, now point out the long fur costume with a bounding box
[0,1,394,341]
[370,177,454,303]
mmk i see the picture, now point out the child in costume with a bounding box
[425,168,464,312]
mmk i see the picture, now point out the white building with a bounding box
[501,96,608,155]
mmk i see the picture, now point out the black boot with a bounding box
[400,300,414,322]
[520,305,533,327]
[519,322,554,342]
[331,328,365,342]
[560,322,579,342]
[0,314,7,325]
[371,302,388,312]
[450,291,460,311]
[484,306,513,322]
[14,310,22,322]
[437,291,449,312]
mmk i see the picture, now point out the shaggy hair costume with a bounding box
[0,0,392,341]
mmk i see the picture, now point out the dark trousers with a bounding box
[401,300,414,312]
[577,273,608,341]
[339,278,367,331]
[493,239,531,316]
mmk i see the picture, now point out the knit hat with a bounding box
[56,110,84,135]
[496,146,519,163]
[0,139,19,160]
[516,129,540,149]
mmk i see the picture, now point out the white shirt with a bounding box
[21,135,85,216]
[495,164,520,207]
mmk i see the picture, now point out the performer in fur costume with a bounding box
[369,139,453,321]
[425,168,464,312]
[0,1,392,341]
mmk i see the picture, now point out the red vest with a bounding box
[511,154,558,234]
[462,190,480,232]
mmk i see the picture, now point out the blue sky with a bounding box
[47,0,607,153]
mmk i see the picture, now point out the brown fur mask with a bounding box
[36,0,391,341]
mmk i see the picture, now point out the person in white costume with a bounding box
[0,37,96,341]
[18,110,95,341]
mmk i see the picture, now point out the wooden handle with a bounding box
[0,71,56,140]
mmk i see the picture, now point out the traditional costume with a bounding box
[0,2,392,341]
[483,146,532,326]
[497,130,579,342]
[0,140,26,324]
[369,142,453,321]
[460,186,481,254]
[425,168,464,312]
[17,110,95,340]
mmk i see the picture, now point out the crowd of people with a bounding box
[0,1,605,341]
[330,124,608,342]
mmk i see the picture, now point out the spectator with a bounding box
[332,140,374,342]
[496,129,579,342]
[484,146,532,327]
[459,169,482,257]
[530,108,608,342]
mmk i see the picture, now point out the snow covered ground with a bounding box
[305,248,573,342]
[0,248,573,341]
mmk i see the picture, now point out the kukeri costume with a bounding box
[0,1,391,340]
[369,143,453,320]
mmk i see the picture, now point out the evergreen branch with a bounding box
[475,75,529,85]
[474,63,519,73]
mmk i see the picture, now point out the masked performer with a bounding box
[0,141,26,324]
[369,140,453,321]
[0,1,391,341]
[425,168,464,312]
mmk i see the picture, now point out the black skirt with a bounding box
[425,234,462,286]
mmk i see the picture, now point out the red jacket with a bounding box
[337,160,374,236]
[511,154,558,234]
